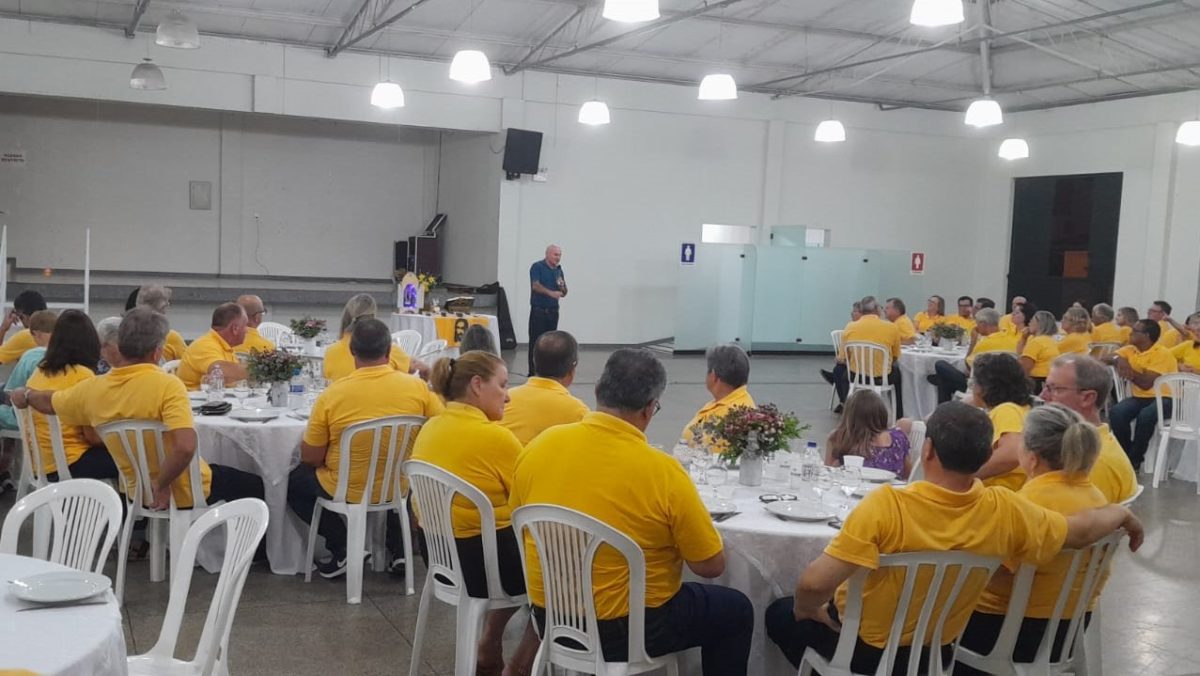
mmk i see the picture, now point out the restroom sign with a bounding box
[911,252,925,275]
[681,243,696,266]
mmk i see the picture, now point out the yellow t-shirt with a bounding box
[1156,321,1181,349]
[1057,332,1091,356]
[501,377,589,445]
[233,326,276,355]
[946,315,976,333]
[303,365,443,503]
[913,312,944,333]
[162,329,188,363]
[0,329,37,364]
[410,402,521,538]
[976,472,1107,618]
[1116,344,1178,398]
[1090,424,1137,504]
[322,335,411,383]
[512,412,723,619]
[1021,335,1059,378]
[680,385,756,447]
[967,332,1020,367]
[893,315,917,342]
[176,330,236,390]
[25,365,95,474]
[840,315,902,377]
[1170,340,1200,372]
[827,480,1068,648]
[1090,322,1126,346]
[52,363,211,507]
[984,403,1029,491]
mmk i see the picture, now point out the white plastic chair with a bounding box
[0,479,123,574]
[845,341,897,424]
[830,330,845,410]
[392,329,423,357]
[1147,373,1200,492]
[404,460,528,676]
[12,405,74,558]
[304,415,424,603]
[905,420,927,482]
[954,532,1124,676]
[512,504,682,676]
[2,427,34,501]
[127,498,269,676]
[256,321,294,346]
[799,551,1002,676]
[416,338,448,360]
[162,359,182,375]
[1088,342,1122,361]
[96,419,210,603]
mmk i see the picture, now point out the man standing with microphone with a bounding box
[529,245,566,375]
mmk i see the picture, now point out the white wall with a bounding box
[437,132,502,286]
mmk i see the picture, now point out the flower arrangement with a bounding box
[416,272,439,292]
[246,349,304,384]
[929,322,966,342]
[692,403,808,464]
[289,316,326,340]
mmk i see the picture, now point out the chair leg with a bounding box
[149,517,168,583]
[168,512,191,583]
[400,502,415,596]
[115,505,136,604]
[31,509,51,560]
[454,598,488,676]
[799,656,815,676]
[408,573,434,676]
[346,508,367,605]
[370,513,387,573]
[1152,433,1171,489]
[303,503,323,583]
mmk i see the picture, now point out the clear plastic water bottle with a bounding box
[208,364,225,403]
[801,441,823,482]
[288,367,306,409]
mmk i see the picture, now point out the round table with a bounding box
[0,553,127,675]
[897,346,967,420]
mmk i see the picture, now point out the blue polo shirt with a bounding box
[530,260,565,309]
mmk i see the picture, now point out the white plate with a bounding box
[702,497,737,515]
[9,571,111,604]
[187,391,208,401]
[228,408,282,422]
[764,501,836,522]
[860,467,897,483]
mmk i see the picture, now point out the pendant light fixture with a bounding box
[449,50,492,83]
[698,73,737,100]
[998,138,1029,160]
[371,56,405,109]
[964,98,1003,127]
[814,119,846,143]
[155,9,200,49]
[1177,120,1200,146]
[602,0,659,22]
[129,58,166,90]
[578,100,611,125]
[909,0,964,27]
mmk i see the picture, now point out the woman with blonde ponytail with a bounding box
[958,404,1107,674]
[410,351,539,675]
[322,293,427,382]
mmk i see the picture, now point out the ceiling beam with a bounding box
[503,6,586,75]
[124,0,152,38]
[1008,85,1198,112]
[989,4,1200,55]
[327,0,441,56]
[506,0,746,74]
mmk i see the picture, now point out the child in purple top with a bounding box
[826,390,913,479]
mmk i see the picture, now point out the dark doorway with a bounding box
[1007,172,1122,315]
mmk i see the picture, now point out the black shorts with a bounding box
[455,526,526,599]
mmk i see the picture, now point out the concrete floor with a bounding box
[4,349,1197,675]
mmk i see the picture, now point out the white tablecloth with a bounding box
[681,483,835,676]
[0,553,127,676]
[390,313,501,352]
[195,409,309,575]
[897,347,968,420]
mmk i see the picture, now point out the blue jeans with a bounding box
[1109,396,1170,470]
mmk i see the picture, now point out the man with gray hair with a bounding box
[528,244,567,374]
[681,343,755,444]
[1040,354,1138,502]
[1090,303,1124,345]
[830,296,903,417]
[95,316,122,374]
[512,348,754,675]
[927,307,1018,404]
[137,285,188,362]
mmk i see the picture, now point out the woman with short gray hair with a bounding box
[95,316,122,374]
[137,285,187,362]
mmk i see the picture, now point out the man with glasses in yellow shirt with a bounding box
[512,348,754,675]
[765,401,1143,674]
[947,295,978,333]
[502,330,588,445]
[0,290,46,365]
[1106,320,1178,471]
[233,294,276,355]
[176,303,250,390]
[1147,300,1181,348]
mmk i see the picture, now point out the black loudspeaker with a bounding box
[503,129,543,179]
[393,240,410,275]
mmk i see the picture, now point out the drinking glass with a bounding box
[835,466,863,519]
[199,375,211,394]
[232,381,251,408]
[692,449,714,486]
[705,466,728,499]
[812,467,834,504]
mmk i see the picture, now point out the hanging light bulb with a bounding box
[449,50,492,83]
[1176,121,1200,146]
[909,0,964,27]
[129,59,166,90]
[998,138,1030,160]
[698,74,737,100]
[814,120,846,143]
[155,9,200,49]
[371,81,405,109]
[965,98,1003,127]
[602,0,659,22]
[578,100,611,125]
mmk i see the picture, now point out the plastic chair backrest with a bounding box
[392,330,422,356]
[831,550,1002,676]
[417,339,448,359]
[831,330,845,354]
[905,421,926,482]
[965,532,1123,671]
[161,360,181,375]
[13,405,72,483]
[331,416,425,505]
[138,499,269,676]
[95,419,207,510]
[1110,366,1129,401]
[513,504,655,671]
[403,460,513,601]
[256,321,295,347]
[1088,342,1122,360]
[1157,373,1200,434]
[0,479,123,573]
[845,341,892,383]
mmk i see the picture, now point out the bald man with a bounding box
[529,244,567,375]
[233,295,276,355]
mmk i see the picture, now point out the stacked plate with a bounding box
[9,571,111,604]
[764,501,836,523]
